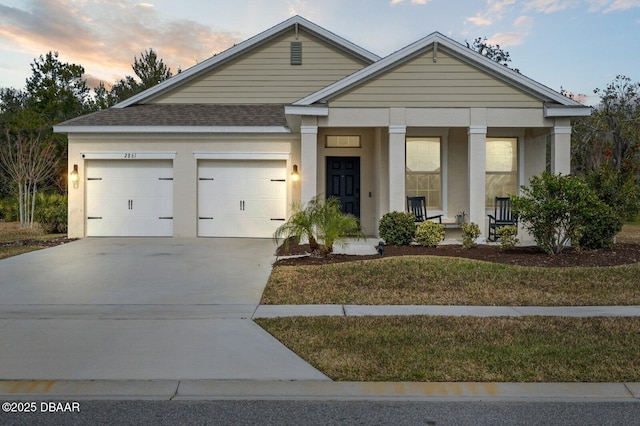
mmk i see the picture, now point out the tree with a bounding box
[0,128,60,228]
[466,36,519,72]
[24,51,92,124]
[110,48,173,103]
[572,75,640,176]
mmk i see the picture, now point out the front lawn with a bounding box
[262,224,640,306]
[256,316,640,382]
[257,225,640,382]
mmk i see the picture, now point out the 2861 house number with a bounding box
[124,153,137,159]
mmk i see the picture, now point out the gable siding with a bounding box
[152,30,369,104]
[330,50,542,108]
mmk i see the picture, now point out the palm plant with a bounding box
[314,196,364,256]
[274,195,364,257]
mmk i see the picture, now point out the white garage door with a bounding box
[198,160,287,238]
[86,160,173,237]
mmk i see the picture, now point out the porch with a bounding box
[292,108,572,242]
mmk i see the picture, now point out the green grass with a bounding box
[256,316,640,382]
[262,224,640,306]
[262,257,640,306]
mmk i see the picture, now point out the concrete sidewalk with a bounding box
[253,304,640,318]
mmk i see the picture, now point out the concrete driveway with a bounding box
[0,239,328,381]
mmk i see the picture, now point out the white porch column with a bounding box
[300,125,318,206]
[468,126,487,236]
[551,125,572,175]
[389,125,406,213]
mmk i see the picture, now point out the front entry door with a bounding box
[326,157,360,217]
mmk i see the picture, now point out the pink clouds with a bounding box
[0,0,242,85]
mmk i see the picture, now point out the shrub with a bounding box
[461,222,481,249]
[0,195,19,222]
[34,193,68,234]
[511,172,603,255]
[378,211,416,245]
[577,202,619,250]
[495,225,519,251]
[581,165,639,249]
[415,221,445,247]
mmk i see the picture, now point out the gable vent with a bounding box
[290,41,302,65]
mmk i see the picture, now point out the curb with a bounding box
[1,380,639,401]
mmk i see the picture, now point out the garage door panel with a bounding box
[198,160,287,237]
[86,160,173,237]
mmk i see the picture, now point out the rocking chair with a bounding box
[487,196,518,242]
[406,196,443,223]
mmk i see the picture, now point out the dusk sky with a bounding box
[1,0,639,105]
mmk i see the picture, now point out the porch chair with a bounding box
[406,196,442,223]
[487,196,518,242]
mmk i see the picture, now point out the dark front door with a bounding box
[326,157,360,217]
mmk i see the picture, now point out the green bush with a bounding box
[581,165,639,249]
[511,172,603,255]
[461,222,481,249]
[0,196,19,222]
[378,211,416,245]
[495,225,519,251]
[34,193,68,234]
[415,221,445,247]
[577,203,619,250]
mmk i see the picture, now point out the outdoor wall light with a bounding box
[70,164,79,188]
[291,164,300,182]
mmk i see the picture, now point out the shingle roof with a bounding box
[56,104,288,128]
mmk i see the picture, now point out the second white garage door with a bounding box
[198,160,287,238]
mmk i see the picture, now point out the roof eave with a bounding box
[53,125,291,134]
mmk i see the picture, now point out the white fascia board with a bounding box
[54,125,291,134]
[544,105,592,117]
[284,105,329,116]
[294,32,586,108]
[115,16,379,108]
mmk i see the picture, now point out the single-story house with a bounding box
[54,15,590,240]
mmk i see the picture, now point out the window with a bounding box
[326,135,361,148]
[486,138,518,208]
[406,137,441,210]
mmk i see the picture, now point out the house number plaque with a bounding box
[123,153,137,159]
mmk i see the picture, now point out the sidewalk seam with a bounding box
[623,383,638,399]
[169,381,181,401]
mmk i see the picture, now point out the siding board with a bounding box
[332,50,542,108]
[153,30,369,104]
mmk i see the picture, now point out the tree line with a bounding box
[0,49,173,227]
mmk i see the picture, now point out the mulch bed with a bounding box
[275,243,640,268]
[0,236,78,248]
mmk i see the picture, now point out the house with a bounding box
[54,15,590,240]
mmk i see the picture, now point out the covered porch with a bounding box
[289,107,572,242]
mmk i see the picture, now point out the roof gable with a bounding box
[294,32,586,108]
[116,15,380,108]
